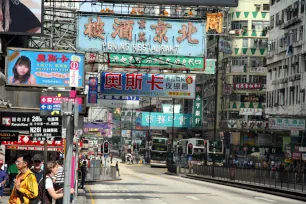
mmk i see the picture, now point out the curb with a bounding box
[182,174,306,202]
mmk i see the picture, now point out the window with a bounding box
[292,29,298,43]
[263,4,270,11]
[231,21,248,30]
[231,57,247,66]
[276,12,280,25]
[270,16,274,29]
[287,6,292,21]
[281,9,285,22]
[233,75,247,83]
[258,39,268,49]
[271,0,275,6]
[293,1,299,18]
[302,0,305,14]
[278,66,282,78]
[300,26,304,41]
[249,75,266,84]
[242,38,248,48]
[250,57,264,67]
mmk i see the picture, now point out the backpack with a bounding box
[37,176,53,204]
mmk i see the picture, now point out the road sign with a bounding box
[28,116,62,141]
[40,96,83,116]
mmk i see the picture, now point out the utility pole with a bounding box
[62,99,78,204]
[212,35,220,178]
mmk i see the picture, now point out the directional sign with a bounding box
[40,96,82,115]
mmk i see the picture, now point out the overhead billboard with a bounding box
[0,0,43,35]
[90,0,238,7]
[6,48,85,88]
[141,112,192,128]
[100,72,196,99]
[77,15,205,57]
[88,95,140,108]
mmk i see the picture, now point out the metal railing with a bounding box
[86,166,117,181]
[192,165,306,192]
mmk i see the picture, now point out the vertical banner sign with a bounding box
[88,77,98,104]
[206,13,223,33]
[69,60,79,87]
[192,85,203,127]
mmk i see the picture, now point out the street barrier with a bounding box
[192,165,306,193]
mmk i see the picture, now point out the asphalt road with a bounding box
[86,161,305,204]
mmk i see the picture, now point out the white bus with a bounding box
[150,137,168,167]
[176,138,206,167]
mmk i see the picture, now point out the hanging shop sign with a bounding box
[239,108,263,116]
[92,95,140,108]
[231,65,245,73]
[162,104,181,114]
[28,116,62,141]
[108,54,204,70]
[292,152,302,160]
[0,132,18,142]
[269,118,306,130]
[77,16,205,57]
[100,72,196,99]
[240,95,264,103]
[192,85,203,127]
[6,48,85,88]
[234,83,262,89]
[141,112,192,128]
[206,13,223,33]
[6,146,62,151]
[88,77,98,104]
[2,135,63,146]
[219,39,232,54]
[250,67,266,73]
[205,59,216,74]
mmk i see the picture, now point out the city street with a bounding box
[85,162,305,204]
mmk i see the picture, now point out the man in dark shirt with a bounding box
[31,154,43,182]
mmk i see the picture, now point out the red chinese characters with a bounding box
[37,54,46,62]
[104,73,123,90]
[147,74,163,90]
[126,73,143,90]
[60,55,69,63]
[150,20,172,44]
[48,54,57,62]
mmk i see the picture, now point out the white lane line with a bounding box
[227,197,233,200]
[186,196,200,201]
[255,197,275,202]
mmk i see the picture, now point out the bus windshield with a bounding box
[151,152,167,161]
[190,139,205,147]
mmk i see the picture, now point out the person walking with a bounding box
[8,157,18,194]
[0,160,7,202]
[110,154,113,164]
[116,161,120,177]
[80,161,87,189]
[54,159,65,204]
[9,154,38,204]
[31,154,43,182]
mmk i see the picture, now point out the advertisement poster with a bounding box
[269,118,305,131]
[0,0,43,35]
[100,72,196,99]
[141,112,192,128]
[77,15,205,57]
[192,85,203,127]
[88,77,98,104]
[6,48,85,87]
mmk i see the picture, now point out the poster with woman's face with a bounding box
[0,0,42,34]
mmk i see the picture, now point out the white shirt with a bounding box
[45,177,53,189]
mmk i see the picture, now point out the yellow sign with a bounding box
[206,13,223,33]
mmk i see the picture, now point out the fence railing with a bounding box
[192,165,306,192]
[86,166,117,181]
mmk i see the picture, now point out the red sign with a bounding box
[292,152,302,160]
[234,83,262,89]
[6,146,62,151]
[2,135,63,146]
[70,61,79,70]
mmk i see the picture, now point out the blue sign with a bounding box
[141,112,192,128]
[100,72,196,99]
[98,95,140,101]
[40,104,82,112]
[88,77,98,104]
[77,15,205,57]
[6,48,85,87]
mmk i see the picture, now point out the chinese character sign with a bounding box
[269,118,306,130]
[206,13,223,33]
[88,77,98,104]
[6,48,85,87]
[192,85,203,127]
[77,15,205,57]
[141,112,192,128]
[109,54,204,71]
[100,72,196,99]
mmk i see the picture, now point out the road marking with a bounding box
[87,186,96,204]
[255,197,275,202]
[227,197,233,200]
[186,196,200,200]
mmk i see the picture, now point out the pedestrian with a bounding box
[9,154,38,204]
[8,157,18,194]
[116,161,120,177]
[54,159,65,204]
[38,161,73,204]
[110,154,113,164]
[0,160,7,202]
[80,161,87,189]
[31,154,44,182]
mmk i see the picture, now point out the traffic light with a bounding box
[133,142,137,151]
[208,140,223,153]
[103,141,109,154]
[187,143,193,155]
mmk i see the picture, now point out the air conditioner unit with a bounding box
[255,4,261,9]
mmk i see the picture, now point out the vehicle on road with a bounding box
[176,138,205,167]
[150,137,168,167]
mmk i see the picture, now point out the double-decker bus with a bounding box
[150,137,168,167]
[176,138,206,167]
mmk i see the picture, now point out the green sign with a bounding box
[109,54,204,70]
[192,85,203,127]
